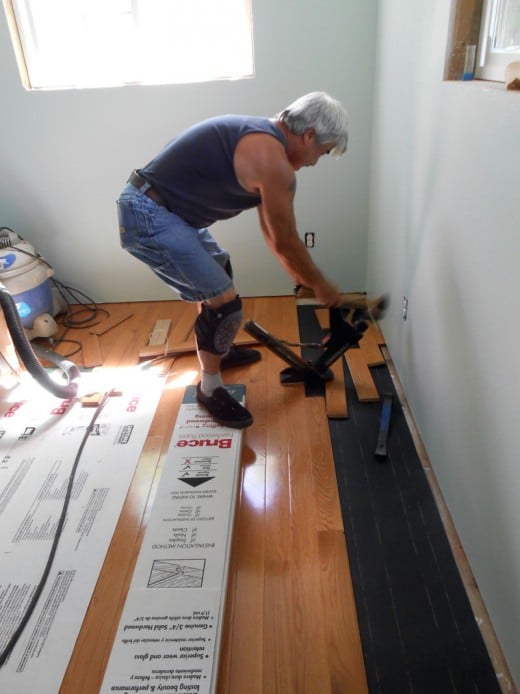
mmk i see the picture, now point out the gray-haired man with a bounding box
[118,92,349,428]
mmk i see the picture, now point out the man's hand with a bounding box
[313,279,343,307]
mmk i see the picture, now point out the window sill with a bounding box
[446,78,512,91]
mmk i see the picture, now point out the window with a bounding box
[445,0,520,82]
[476,0,520,80]
[3,0,254,90]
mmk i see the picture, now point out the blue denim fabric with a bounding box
[117,182,233,302]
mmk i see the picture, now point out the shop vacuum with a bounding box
[0,228,79,399]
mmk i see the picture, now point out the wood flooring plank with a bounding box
[221,297,300,691]
[263,560,299,693]
[217,464,266,694]
[359,323,385,366]
[89,311,133,336]
[264,336,300,560]
[345,348,380,402]
[287,394,334,694]
[307,396,345,533]
[326,357,349,419]
[291,548,333,694]
[254,297,303,688]
[218,334,266,694]
[318,530,368,694]
[369,321,385,345]
[80,333,102,368]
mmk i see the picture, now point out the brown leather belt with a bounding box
[128,170,167,208]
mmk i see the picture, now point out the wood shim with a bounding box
[345,349,379,402]
[147,319,171,346]
[139,308,196,359]
[81,392,104,407]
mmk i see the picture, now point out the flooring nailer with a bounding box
[244,294,388,385]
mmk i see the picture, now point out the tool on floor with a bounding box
[374,393,393,460]
[244,306,369,385]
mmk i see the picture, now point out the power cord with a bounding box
[52,280,109,330]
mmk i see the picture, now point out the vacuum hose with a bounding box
[0,283,80,399]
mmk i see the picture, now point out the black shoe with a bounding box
[196,383,253,429]
[220,345,261,370]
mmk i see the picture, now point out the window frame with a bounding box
[2,0,255,91]
[445,0,520,82]
[475,0,520,81]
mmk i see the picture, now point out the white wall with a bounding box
[367,1,520,686]
[0,0,377,302]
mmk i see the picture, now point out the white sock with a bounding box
[201,370,224,397]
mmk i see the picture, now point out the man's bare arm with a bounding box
[256,203,327,289]
[234,133,342,306]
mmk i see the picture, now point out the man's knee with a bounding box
[195,296,243,355]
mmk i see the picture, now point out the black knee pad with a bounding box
[195,296,243,355]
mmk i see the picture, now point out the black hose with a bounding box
[0,284,80,399]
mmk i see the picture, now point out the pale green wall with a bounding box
[367,1,520,685]
[0,0,377,302]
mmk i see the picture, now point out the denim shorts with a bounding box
[117,182,233,302]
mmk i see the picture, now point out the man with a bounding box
[117,91,348,429]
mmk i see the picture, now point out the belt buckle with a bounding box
[130,170,146,189]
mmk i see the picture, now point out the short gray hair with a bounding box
[278,92,348,155]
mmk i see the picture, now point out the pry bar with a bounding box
[374,393,393,460]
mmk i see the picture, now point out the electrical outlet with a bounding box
[304,232,315,248]
[402,296,408,320]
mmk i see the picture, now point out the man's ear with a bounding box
[302,128,315,143]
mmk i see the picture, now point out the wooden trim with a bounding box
[2,0,32,89]
[445,0,484,80]
[381,347,515,693]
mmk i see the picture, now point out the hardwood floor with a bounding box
[39,296,367,693]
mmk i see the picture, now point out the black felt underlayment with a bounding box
[297,306,501,694]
